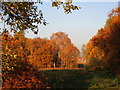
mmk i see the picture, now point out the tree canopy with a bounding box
[85,7,120,72]
[0,0,80,34]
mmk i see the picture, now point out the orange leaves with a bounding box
[2,64,47,88]
[88,46,105,60]
[108,7,120,17]
[2,31,48,88]
[26,37,59,68]
[51,32,80,68]
[86,7,120,72]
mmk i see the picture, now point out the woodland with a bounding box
[0,1,120,89]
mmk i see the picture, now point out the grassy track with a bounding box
[40,69,120,89]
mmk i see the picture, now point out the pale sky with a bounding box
[24,2,118,49]
[33,0,119,2]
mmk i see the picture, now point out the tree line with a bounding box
[82,7,120,76]
[2,31,80,70]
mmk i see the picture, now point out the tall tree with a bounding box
[51,32,80,68]
[26,37,59,68]
[2,31,47,88]
[86,7,120,71]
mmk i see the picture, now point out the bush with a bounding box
[2,62,48,88]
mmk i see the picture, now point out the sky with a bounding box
[25,1,118,49]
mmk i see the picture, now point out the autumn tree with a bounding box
[26,37,59,68]
[86,7,120,72]
[2,30,14,73]
[51,32,80,68]
[60,43,80,68]
[45,40,59,68]
[2,31,48,88]
[2,31,27,73]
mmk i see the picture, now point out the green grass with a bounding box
[40,69,120,89]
